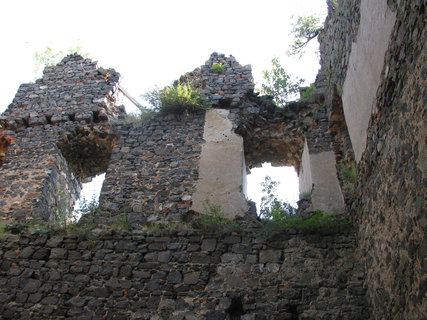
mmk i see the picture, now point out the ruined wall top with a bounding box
[178,52,254,107]
[0,54,124,130]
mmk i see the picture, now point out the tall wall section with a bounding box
[0,47,371,318]
[0,54,123,224]
[320,0,426,318]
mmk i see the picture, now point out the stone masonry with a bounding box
[0,0,425,318]
[0,227,369,320]
[320,0,426,318]
[0,54,123,224]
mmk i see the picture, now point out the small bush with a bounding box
[211,63,226,73]
[261,210,352,238]
[299,192,311,200]
[300,84,316,100]
[160,83,207,114]
[112,214,132,231]
[259,176,351,237]
[338,162,357,184]
[199,200,240,231]
[140,83,208,116]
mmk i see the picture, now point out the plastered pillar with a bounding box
[299,140,345,214]
[192,109,248,218]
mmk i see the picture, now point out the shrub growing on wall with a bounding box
[160,83,207,114]
[141,83,208,115]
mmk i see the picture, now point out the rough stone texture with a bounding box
[1,50,344,224]
[319,0,360,177]
[0,54,122,129]
[351,1,426,318]
[0,228,369,319]
[0,55,122,224]
[192,109,248,218]
[1,1,424,317]
[321,0,426,318]
[179,52,254,108]
[342,0,396,162]
[98,113,205,223]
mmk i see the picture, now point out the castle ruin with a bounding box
[0,0,425,319]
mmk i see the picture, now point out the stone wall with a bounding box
[0,55,123,224]
[342,0,396,162]
[99,113,205,224]
[351,1,426,318]
[0,227,369,320]
[2,1,425,317]
[320,0,426,318]
[179,52,254,108]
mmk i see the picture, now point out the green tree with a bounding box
[260,57,304,107]
[33,41,89,76]
[287,15,323,57]
[260,175,296,219]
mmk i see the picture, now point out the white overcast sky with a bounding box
[1,0,327,210]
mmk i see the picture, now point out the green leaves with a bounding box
[287,15,324,57]
[259,176,351,238]
[260,57,304,107]
[199,200,240,231]
[142,83,208,115]
[33,41,89,77]
[260,175,297,219]
[211,63,226,73]
[160,83,207,114]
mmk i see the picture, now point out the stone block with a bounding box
[259,250,282,264]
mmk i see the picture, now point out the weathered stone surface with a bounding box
[0,229,368,319]
[320,0,426,318]
[0,1,424,318]
[0,54,122,224]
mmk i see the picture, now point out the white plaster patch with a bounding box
[192,109,248,218]
[342,0,396,162]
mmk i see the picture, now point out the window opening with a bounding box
[246,162,299,215]
[73,173,106,221]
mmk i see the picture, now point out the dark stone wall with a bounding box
[99,114,205,224]
[0,55,123,224]
[0,227,369,320]
[179,52,254,108]
[0,54,122,129]
[351,1,426,318]
[319,0,426,318]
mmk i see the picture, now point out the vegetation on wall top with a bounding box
[139,82,208,116]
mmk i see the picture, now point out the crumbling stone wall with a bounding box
[0,228,369,320]
[320,0,426,318]
[352,1,426,318]
[319,0,360,175]
[179,52,254,108]
[0,54,123,224]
